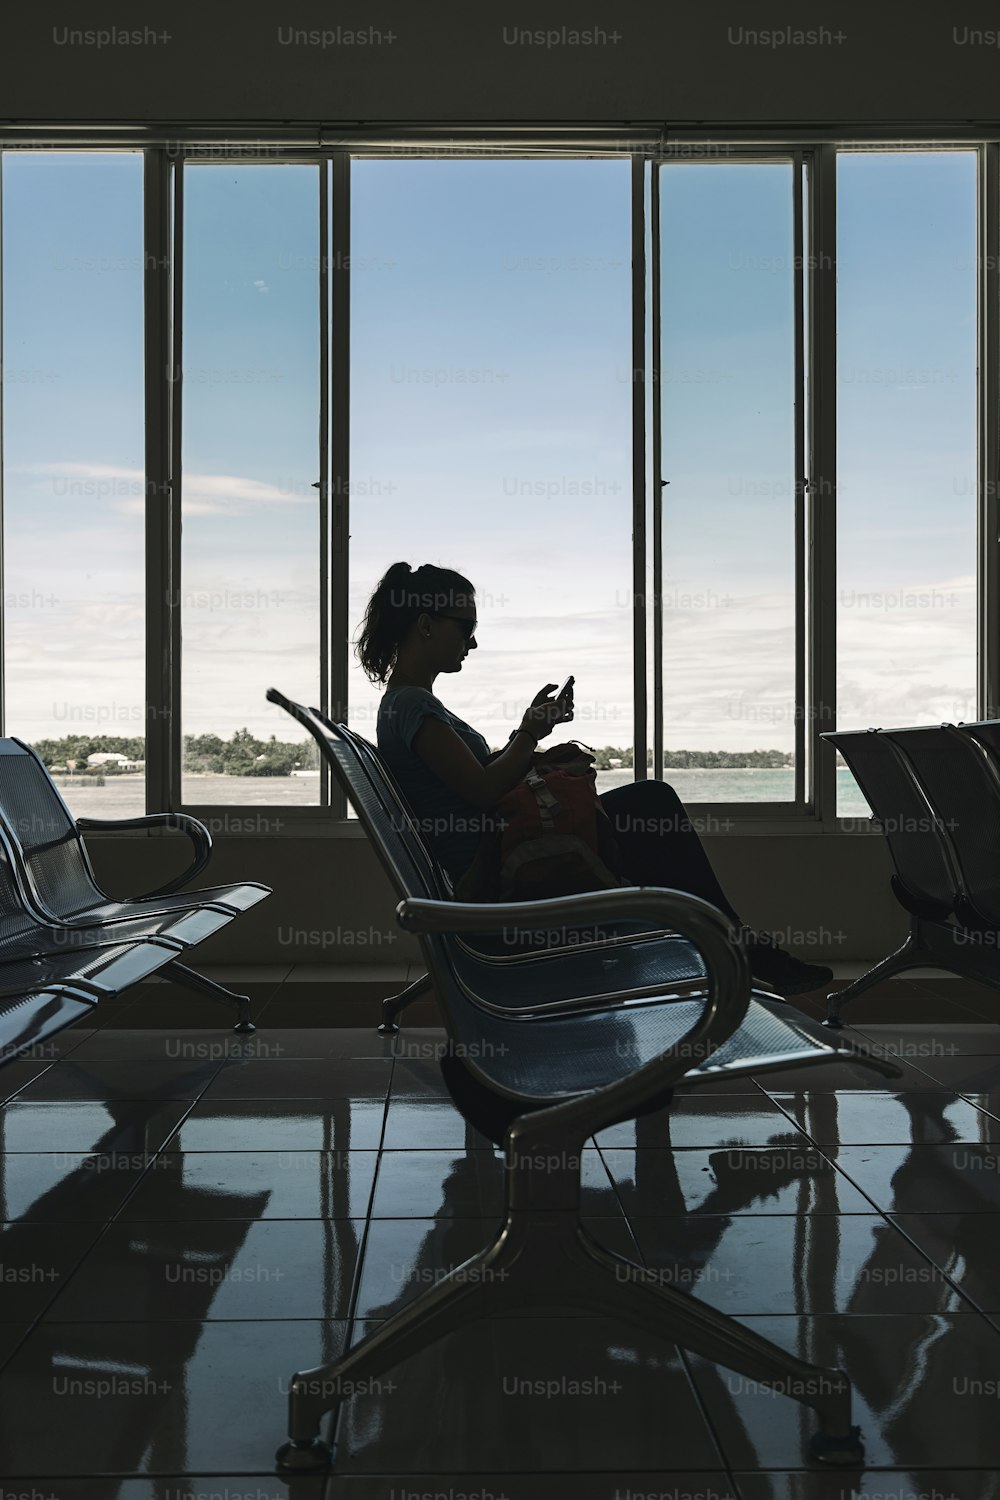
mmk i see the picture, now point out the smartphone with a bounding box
[555,674,575,705]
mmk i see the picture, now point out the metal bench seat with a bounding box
[267,689,899,1472]
[0,935,179,1005]
[450,925,711,1015]
[0,739,272,1031]
[822,720,1000,1026]
[297,700,721,1027]
[0,740,268,923]
[0,985,99,1061]
[0,817,211,1059]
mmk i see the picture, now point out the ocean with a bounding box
[51,767,872,819]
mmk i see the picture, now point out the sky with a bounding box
[0,149,978,807]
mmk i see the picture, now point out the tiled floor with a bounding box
[0,970,998,1496]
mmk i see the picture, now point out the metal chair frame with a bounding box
[823,720,1000,1026]
[268,689,900,1473]
[0,738,273,1032]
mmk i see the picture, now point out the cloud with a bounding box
[12,462,312,517]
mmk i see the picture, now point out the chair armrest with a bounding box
[398,886,735,942]
[398,885,752,1128]
[397,884,900,1141]
[75,813,212,897]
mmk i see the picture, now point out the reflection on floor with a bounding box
[0,970,998,1498]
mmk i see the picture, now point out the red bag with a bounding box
[454,740,631,902]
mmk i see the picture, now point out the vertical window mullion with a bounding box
[809,144,838,826]
[144,147,179,813]
[792,152,807,809]
[0,152,5,733]
[167,156,184,811]
[979,142,1000,719]
[650,161,663,783]
[329,151,350,817]
[318,160,330,808]
[631,154,649,781]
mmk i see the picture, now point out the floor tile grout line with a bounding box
[877,1212,1000,1325]
[759,1098,1000,1320]
[13,1087,220,1329]
[0,1061,217,1370]
[0,1058,63,1106]
[83,1063,227,1230]
[675,1342,748,1486]
[313,1033,397,1455]
[592,1138,657,1261]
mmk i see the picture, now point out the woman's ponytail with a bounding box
[355,560,474,685]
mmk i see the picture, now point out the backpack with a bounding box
[453,740,631,902]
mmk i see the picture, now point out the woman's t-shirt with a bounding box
[376,686,496,881]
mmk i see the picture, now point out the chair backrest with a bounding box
[309,705,455,902]
[958,719,1000,768]
[267,691,507,1049]
[0,806,79,951]
[266,690,447,909]
[885,723,1000,928]
[822,728,959,918]
[307,701,642,960]
[0,740,104,918]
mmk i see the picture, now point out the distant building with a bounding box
[85,752,144,772]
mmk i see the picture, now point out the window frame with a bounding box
[0,132,993,834]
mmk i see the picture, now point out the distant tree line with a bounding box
[29,731,318,777]
[488,745,794,770]
[33,734,789,778]
[183,730,318,777]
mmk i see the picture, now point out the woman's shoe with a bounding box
[740,930,834,997]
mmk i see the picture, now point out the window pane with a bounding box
[349,160,633,792]
[181,164,321,805]
[836,151,977,815]
[2,152,145,815]
[658,163,798,802]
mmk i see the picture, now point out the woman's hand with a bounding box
[520,682,574,742]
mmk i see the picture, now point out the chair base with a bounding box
[277,1205,859,1471]
[274,1437,333,1471]
[378,971,433,1032]
[162,959,255,1033]
[823,916,1000,1027]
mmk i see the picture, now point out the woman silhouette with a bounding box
[357,560,831,996]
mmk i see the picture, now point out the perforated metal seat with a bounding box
[306,703,705,1030]
[0,739,273,1031]
[887,724,1000,928]
[268,687,899,1473]
[0,828,188,1061]
[823,722,1000,1025]
[0,740,269,922]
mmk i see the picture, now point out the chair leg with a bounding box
[823,932,921,1028]
[277,1203,863,1472]
[276,1227,519,1470]
[377,972,433,1034]
[161,959,255,1033]
[825,916,1000,1029]
[574,1226,861,1464]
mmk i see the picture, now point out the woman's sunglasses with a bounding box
[432,613,477,642]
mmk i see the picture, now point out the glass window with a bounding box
[1,151,146,815]
[836,151,977,815]
[180,163,322,806]
[348,159,633,792]
[657,162,799,803]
